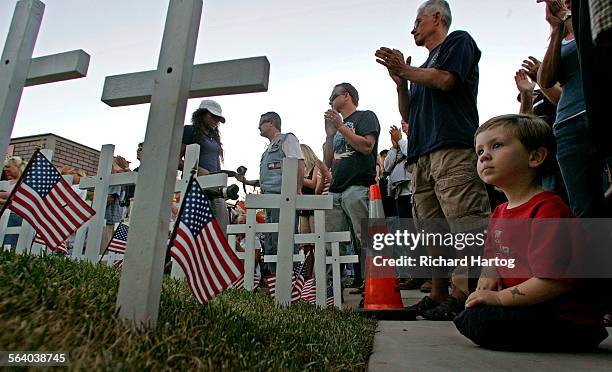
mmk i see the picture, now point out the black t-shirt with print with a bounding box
[330,110,380,193]
[406,30,481,161]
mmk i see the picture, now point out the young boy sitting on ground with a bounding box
[454,114,608,351]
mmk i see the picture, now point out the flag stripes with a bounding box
[107,223,129,254]
[7,151,95,250]
[168,177,243,305]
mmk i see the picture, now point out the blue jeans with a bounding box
[327,185,370,286]
[2,212,22,249]
[554,113,605,217]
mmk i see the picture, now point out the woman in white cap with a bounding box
[180,99,229,234]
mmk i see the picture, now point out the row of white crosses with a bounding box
[0,143,227,265]
[3,0,363,326]
[226,157,358,308]
[2,0,270,326]
[76,143,227,260]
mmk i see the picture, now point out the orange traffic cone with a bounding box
[368,183,385,219]
[357,184,411,319]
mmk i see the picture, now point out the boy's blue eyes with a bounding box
[476,143,503,156]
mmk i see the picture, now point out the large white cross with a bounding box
[0,0,90,156]
[106,0,269,326]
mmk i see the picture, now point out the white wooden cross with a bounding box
[0,0,90,156]
[226,206,306,292]
[108,0,269,326]
[227,157,356,307]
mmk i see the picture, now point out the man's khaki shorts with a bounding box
[411,146,490,233]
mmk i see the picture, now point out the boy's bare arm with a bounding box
[476,266,503,291]
[466,278,573,308]
[498,278,573,306]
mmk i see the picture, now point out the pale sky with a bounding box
[1,0,552,182]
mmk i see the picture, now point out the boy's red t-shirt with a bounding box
[484,191,602,326]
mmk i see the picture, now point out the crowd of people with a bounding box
[3,0,611,353]
[229,0,611,351]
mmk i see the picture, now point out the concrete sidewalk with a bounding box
[368,321,612,372]
[366,290,612,371]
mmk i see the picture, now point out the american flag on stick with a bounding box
[0,150,95,251]
[265,260,308,303]
[300,277,335,307]
[168,176,243,305]
[32,234,68,255]
[232,274,261,290]
[107,223,129,254]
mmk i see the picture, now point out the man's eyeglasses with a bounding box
[329,91,346,104]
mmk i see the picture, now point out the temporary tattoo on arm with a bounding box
[510,287,526,298]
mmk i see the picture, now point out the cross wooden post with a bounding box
[82,145,116,262]
[104,0,269,325]
[0,0,89,156]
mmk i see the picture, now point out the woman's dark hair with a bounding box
[191,109,224,162]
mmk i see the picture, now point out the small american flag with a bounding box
[265,261,308,303]
[107,223,129,254]
[232,274,261,290]
[33,234,68,255]
[300,278,335,307]
[114,259,124,269]
[6,151,95,250]
[168,177,243,305]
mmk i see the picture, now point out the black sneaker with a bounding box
[422,296,464,321]
[405,296,440,318]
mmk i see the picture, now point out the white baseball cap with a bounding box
[198,99,226,123]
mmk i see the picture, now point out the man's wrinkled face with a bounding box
[411,10,436,46]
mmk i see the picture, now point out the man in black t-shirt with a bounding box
[323,83,380,291]
[375,0,490,320]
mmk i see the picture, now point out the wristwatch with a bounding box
[562,10,572,22]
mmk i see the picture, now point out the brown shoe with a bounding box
[420,280,432,293]
[397,278,424,290]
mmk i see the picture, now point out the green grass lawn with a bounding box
[0,251,376,370]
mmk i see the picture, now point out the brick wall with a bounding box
[9,134,100,176]
[53,139,99,176]
[10,138,46,160]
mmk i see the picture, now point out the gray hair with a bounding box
[419,0,452,28]
[261,111,282,131]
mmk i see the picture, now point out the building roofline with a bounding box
[10,133,100,153]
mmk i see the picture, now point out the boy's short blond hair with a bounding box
[475,114,556,176]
